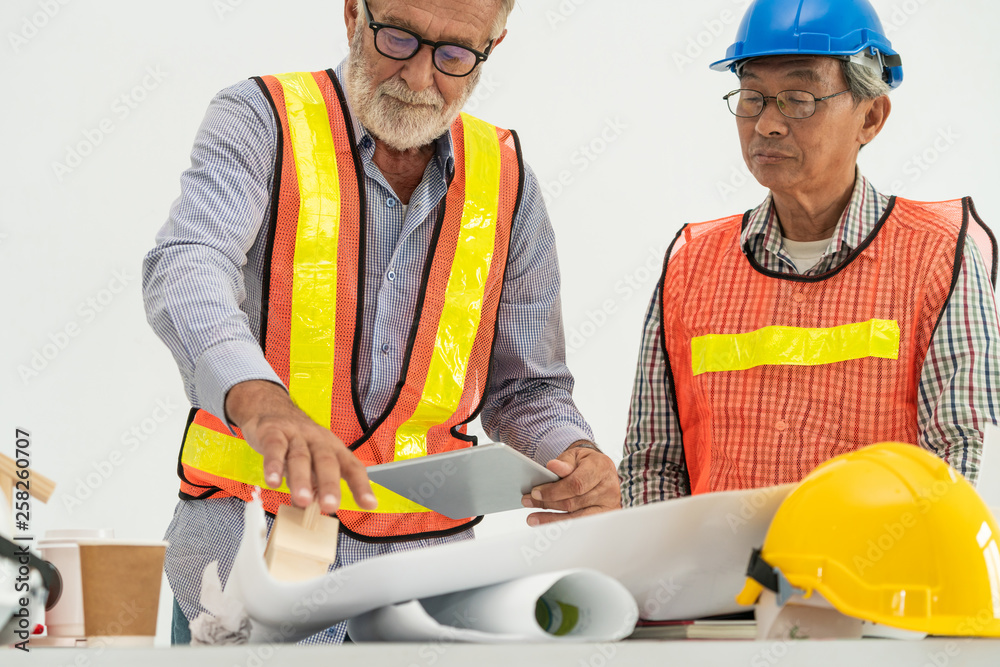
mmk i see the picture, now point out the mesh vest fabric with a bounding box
[660,197,981,494]
[177,70,523,542]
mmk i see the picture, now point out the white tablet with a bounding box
[365,443,560,519]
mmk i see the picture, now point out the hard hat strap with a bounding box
[745,547,807,607]
[845,48,903,85]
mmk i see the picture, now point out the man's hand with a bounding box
[225,380,377,514]
[520,440,621,526]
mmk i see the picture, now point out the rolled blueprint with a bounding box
[229,484,792,643]
[347,569,638,642]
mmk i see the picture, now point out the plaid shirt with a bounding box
[619,171,1000,504]
[143,62,592,644]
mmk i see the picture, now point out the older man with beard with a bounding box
[143,0,620,645]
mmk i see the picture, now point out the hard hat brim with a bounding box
[710,47,889,72]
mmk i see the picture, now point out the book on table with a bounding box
[628,612,756,640]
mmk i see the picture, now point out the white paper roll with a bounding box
[347,569,638,643]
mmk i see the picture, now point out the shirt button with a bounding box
[381,343,390,354]
[792,293,806,304]
[387,270,396,282]
[386,197,397,207]
[775,420,788,432]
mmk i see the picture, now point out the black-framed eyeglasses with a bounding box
[357,0,494,77]
[723,88,852,119]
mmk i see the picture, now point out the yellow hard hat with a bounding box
[736,442,1000,636]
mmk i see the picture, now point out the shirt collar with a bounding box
[741,169,886,268]
[334,59,455,174]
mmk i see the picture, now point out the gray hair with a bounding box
[357,0,516,41]
[841,59,891,149]
[733,56,891,103]
[491,0,516,39]
[840,59,891,102]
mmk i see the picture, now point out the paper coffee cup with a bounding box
[75,540,167,641]
[39,533,166,643]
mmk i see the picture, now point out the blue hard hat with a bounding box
[710,0,904,89]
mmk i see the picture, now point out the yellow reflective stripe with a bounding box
[394,113,501,460]
[181,423,431,513]
[691,318,900,376]
[278,72,341,426]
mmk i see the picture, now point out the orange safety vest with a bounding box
[176,70,523,541]
[660,197,996,494]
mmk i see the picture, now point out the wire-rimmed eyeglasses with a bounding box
[723,88,852,119]
[357,0,494,77]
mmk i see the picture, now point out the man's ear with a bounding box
[345,0,360,43]
[491,28,508,50]
[859,95,891,146]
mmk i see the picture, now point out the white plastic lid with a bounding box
[38,528,115,544]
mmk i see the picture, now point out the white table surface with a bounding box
[7,639,1000,666]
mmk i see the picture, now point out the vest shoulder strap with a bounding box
[967,198,997,288]
[450,111,519,165]
[894,196,997,289]
[664,214,744,268]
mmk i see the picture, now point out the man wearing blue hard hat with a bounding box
[619,0,1000,503]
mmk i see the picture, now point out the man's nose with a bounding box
[399,44,436,92]
[755,98,789,137]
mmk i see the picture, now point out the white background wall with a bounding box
[3,0,998,645]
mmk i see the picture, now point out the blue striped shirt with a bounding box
[143,62,593,643]
[619,171,1000,504]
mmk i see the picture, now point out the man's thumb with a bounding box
[547,457,575,478]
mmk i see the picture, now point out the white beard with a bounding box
[346,25,482,151]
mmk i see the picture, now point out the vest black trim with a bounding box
[741,196,898,283]
[250,75,285,360]
[657,224,693,497]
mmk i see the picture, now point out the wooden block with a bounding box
[264,501,339,582]
[1,459,16,512]
[27,469,57,503]
[0,453,57,502]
